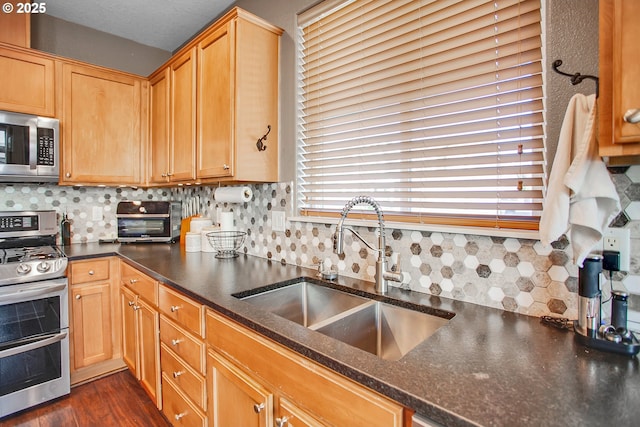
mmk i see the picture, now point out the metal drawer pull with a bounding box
[88,270,94,275]
[276,416,289,427]
[75,294,81,300]
[129,278,139,284]
[172,370,184,378]
[253,403,265,413]
[171,338,183,346]
[174,412,186,421]
[170,305,181,312]
[133,305,140,311]
[128,300,135,306]
[624,109,640,124]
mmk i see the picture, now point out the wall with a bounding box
[31,14,171,76]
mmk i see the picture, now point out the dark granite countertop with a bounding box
[63,243,640,427]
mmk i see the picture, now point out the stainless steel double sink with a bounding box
[237,280,454,361]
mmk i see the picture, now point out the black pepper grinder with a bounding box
[611,290,629,331]
[61,213,71,246]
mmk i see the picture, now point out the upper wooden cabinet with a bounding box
[60,62,146,185]
[599,0,640,159]
[149,49,197,184]
[0,44,54,116]
[0,2,30,48]
[197,9,282,182]
[147,7,282,185]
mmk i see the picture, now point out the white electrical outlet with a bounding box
[272,211,286,232]
[602,227,630,271]
[92,206,103,221]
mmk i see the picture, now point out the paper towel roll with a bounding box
[219,212,235,231]
[214,186,253,204]
[190,217,213,234]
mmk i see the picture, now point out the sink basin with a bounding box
[313,300,449,361]
[240,281,369,327]
[239,281,452,361]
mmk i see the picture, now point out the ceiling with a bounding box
[45,0,237,52]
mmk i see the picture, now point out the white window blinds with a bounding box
[297,0,545,230]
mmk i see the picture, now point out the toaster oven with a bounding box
[116,201,181,243]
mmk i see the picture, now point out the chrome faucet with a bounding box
[334,196,403,293]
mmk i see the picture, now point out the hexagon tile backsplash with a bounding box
[2,165,639,332]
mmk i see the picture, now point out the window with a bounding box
[297,0,545,230]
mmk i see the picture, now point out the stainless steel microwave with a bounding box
[0,111,60,182]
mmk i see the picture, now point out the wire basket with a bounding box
[206,231,247,258]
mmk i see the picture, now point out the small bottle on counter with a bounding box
[61,213,71,246]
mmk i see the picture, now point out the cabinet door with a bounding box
[149,67,171,183]
[599,0,640,157]
[138,298,161,409]
[197,21,235,179]
[0,47,55,116]
[61,62,143,184]
[0,2,30,48]
[71,282,112,369]
[170,48,197,181]
[208,349,273,427]
[121,287,139,376]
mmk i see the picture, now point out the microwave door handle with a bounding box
[29,118,37,169]
[0,282,67,305]
[0,331,68,359]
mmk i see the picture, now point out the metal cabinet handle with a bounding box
[161,173,167,178]
[223,164,230,170]
[276,416,289,427]
[167,172,174,177]
[624,109,640,124]
[253,403,265,413]
[129,278,139,284]
[170,305,181,312]
[172,370,184,378]
[174,412,186,421]
[75,294,81,300]
[128,300,136,306]
[65,172,71,178]
[171,338,183,346]
[133,305,141,311]
[88,270,94,275]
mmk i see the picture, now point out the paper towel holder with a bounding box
[256,125,271,151]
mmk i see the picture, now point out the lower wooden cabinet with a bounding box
[68,257,125,385]
[207,349,274,427]
[120,264,161,408]
[162,372,207,427]
[205,309,406,427]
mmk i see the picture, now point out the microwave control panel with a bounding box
[37,128,55,166]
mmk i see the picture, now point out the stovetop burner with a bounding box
[1,246,63,264]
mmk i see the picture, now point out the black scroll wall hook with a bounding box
[552,60,599,98]
[256,125,271,152]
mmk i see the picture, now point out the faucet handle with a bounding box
[391,254,402,273]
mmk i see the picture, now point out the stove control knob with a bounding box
[37,261,51,273]
[16,263,32,275]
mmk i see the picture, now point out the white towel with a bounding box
[539,93,621,267]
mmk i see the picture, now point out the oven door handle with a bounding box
[0,331,67,359]
[0,281,67,305]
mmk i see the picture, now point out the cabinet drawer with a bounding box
[161,343,206,410]
[162,372,206,427]
[120,262,158,305]
[158,285,204,337]
[70,259,110,284]
[160,315,205,374]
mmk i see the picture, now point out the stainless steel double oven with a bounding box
[0,210,69,418]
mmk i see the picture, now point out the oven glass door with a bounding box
[118,217,170,238]
[0,278,69,411]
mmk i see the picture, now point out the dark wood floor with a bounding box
[0,371,171,427]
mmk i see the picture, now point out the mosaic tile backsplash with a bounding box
[2,166,639,332]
